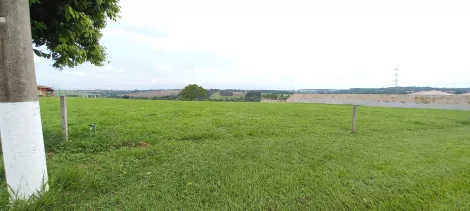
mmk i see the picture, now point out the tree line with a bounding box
[121,84,266,102]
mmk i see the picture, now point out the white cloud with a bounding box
[34,55,52,65]
[36,0,470,89]
[156,64,171,72]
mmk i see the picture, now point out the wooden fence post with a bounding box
[352,105,357,133]
[60,96,68,141]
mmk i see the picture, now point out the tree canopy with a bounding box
[244,90,262,102]
[180,84,207,101]
[29,0,121,69]
[219,90,234,96]
[245,90,262,98]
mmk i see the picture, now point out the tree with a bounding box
[180,84,206,101]
[245,90,262,98]
[205,89,219,98]
[219,90,234,96]
[244,90,262,102]
[29,0,121,69]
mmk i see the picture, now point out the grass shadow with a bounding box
[457,120,470,125]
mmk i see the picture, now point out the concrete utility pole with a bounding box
[0,0,49,200]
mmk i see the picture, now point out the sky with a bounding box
[35,0,470,90]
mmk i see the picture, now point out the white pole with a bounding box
[0,103,49,199]
[0,0,48,200]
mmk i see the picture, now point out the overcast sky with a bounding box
[36,0,470,90]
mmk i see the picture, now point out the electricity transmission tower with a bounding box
[394,67,399,94]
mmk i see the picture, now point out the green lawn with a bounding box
[1,97,470,210]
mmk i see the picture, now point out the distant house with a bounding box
[37,86,54,96]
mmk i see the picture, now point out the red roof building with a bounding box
[37,86,54,96]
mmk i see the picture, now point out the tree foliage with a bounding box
[180,84,207,101]
[219,90,234,96]
[29,0,121,69]
[244,90,262,102]
[245,90,262,98]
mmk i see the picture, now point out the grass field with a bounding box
[1,97,470,210]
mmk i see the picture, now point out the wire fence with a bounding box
[55,89,80,96]
[54,89,103,98]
